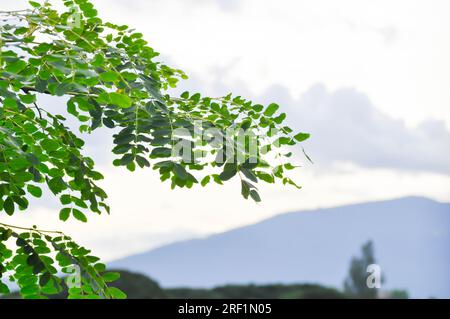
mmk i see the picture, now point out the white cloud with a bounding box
[259,84,450,174]
[88,0,450,129]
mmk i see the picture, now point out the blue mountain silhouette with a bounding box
[111,197,450,298]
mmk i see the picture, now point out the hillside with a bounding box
[2,270,348,299]
[110,197,450,298]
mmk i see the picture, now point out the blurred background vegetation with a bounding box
[3,241,409,299]
[108,240,409,299]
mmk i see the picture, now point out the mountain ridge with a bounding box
[110,196,450,298]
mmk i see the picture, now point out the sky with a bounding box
[3,0,450,261]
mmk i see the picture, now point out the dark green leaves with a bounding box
[173,164,188,180]
[136,155,150,168]
[47,177,67,195]
[242,158,258,170]
[72,209,87,222]
[120,154,134,166]
[27,185,42,198]
[241,180,250,199]
[240,168,257,183]
[59,208,71,221]
[3,197,15,216]
[219,163,237,181]
[0,226,121,299]
[59,208,87,222]
[249,189,261,202]
[150,147,172,158]
[240,179,260,202]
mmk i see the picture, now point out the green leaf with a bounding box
[241,180,250,199]
[135,155,150,168]
[120,154,134,166]
[115,134,134,145]
[19,94,37,104]
[109,92,132,108]
[284,163,296,170]
[108,287,127,299]
[102,272,120,283]
[201,175,210,187]
[242,158,258,169]
[240,168,257,183]
[263,103,279,117]
[59,208,71,221]
[253,104,264,112]
[256,172,275,183]
[91,53,105,67]
[60,194,72,205]
[29,1,41,8]
[294,132,310,142]
[0,282,10,294]
[3,98,18,109]
[3,197,15,215]
[249,189,261,202]
[27,185,42,198]
[219,163,237,181]
[173,164,188,180]
[55,83,72,96]
[13,196,28,209]
[48,177,67,194]
[20,285,40,296]
[274,112,286,124]
[41,139,60,152]
[181,91,189,99]
[72,209,87,222]
[99,71,119,82]
[5,60,27,74]
[96,92,110,105]
[39,272,51,287]
[275,137,292,146]
[283,177,302,189]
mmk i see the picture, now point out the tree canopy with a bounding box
[344,240,383,299]
[0,0,310,298]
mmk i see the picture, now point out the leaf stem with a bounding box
[0,222,65,235]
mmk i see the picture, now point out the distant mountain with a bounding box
[110,197,450,298]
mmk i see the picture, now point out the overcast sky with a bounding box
[5,0,450,260]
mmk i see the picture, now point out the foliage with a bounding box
[4,269,346,299]
[0,0,309,298]
[167,284,346,299]
[343,240,382,299]
[0,224,119,298]
[388,289,409,299]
